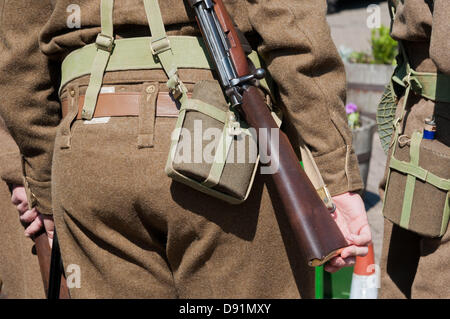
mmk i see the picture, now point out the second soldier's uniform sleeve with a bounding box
[0,0,60,215]
[0,117,22,187]
[430,0,450,74]
[246,0,363,195]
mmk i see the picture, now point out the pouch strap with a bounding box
[180,99,235,188]
[143,0,188,104]
[399,131,422,228]
[81,0,115,120]
[442,193,450,236]
[181,99,227,123]
[178,98,244,189]
[202,113,236,188]
[389,156,450,191]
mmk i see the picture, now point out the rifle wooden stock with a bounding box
[241,87,347,266]
[197,0,349,266]
[34,232,51,294]
[33,231,70,299]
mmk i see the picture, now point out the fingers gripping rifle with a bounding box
[187,0,348,266]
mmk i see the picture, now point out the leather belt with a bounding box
[61,92,184,120]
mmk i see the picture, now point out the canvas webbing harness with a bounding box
[384,1,450,235]
[81,0,189,119]
[66,0,334,207]
[72,0,241,202]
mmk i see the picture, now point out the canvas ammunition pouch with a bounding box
[58,0,334,206]
[384,128,449,237]
[379,3,450,237]
[380,63,450,237]
[165,79,260,203]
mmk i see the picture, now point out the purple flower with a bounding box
[346,103,358,114]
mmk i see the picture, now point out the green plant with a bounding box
[371,25,398,65]
[349,51,373,64]
[349,25,398,65]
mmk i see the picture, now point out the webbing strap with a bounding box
[442,193,450,236]
[399,131,422,228]
[389,157,450,191]
[389,82,411,152]
[181,99,228,123]
[99,0,114,38]
[410,70,450,103]
[59,36,214,94]
[144,0,171,54]
[202,115,235,188]
[392,63,450,103]
[183,100,233,188]
[81,0,115,120]
[144,0,188,104]
[387,0,397,21]
[385,44,415,209]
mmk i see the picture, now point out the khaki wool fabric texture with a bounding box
[379,0,450,298]
[0,118,45,299]
[0,0,362,298]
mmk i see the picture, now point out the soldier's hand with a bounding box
[325,192,372,273]
[11,185,54,246]
[24,213,55,247]
[11,185,29,215]
[11,186,37,225]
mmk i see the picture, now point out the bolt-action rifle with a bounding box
[187,0,348,266]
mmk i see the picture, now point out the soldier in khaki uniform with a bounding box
[0,117,45,299]
[0,0,371,298]
[379,0,450,299]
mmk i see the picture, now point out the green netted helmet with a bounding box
[376,82,398,154]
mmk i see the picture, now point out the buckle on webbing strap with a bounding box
[150,36,171,55]
[409,77,423,95]
[95,33,115,52]
[167,73,186,100]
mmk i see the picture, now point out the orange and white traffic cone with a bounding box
[350,243,379,299]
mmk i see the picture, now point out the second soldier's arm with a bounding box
[245,0,363,196]
[0,1,59,219]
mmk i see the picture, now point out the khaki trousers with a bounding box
[0,182,45,299]
[380,218,450,298]
[51,81,315,299]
